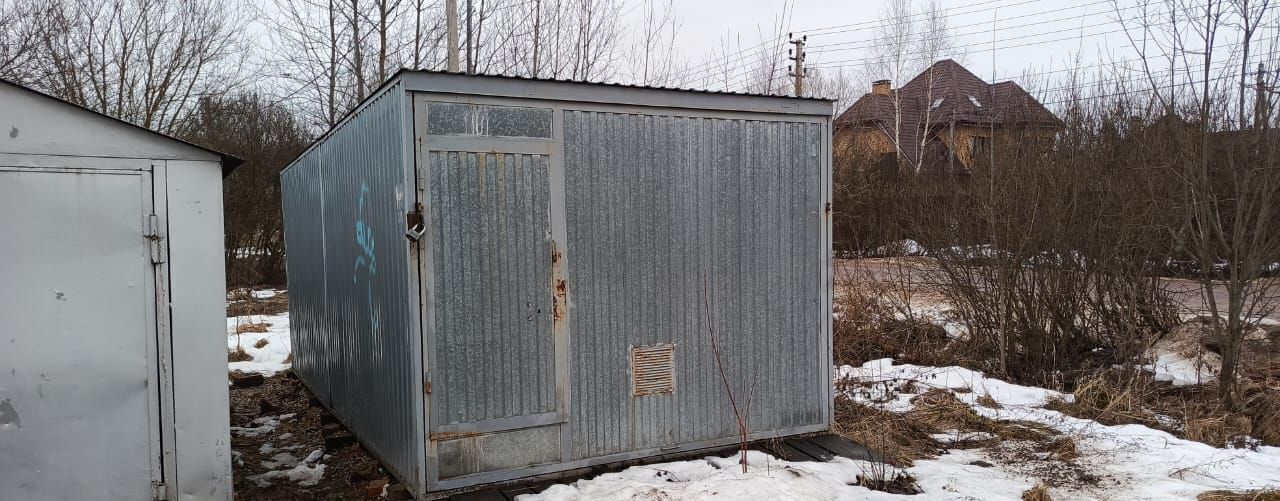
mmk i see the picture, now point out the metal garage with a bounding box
[280,71,832,498]
[0,79,239,501]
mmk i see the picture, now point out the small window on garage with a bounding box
[427,102,553,138]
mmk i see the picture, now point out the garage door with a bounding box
[0,167,163,500]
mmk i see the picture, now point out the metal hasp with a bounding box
[280,70,834,499]
[0,78,237,501]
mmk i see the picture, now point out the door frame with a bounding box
[412,93,572,489]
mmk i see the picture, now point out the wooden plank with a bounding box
[785,437,835,462]
[498,486,535,501]
[758,440,818,462]
[520,480,561,494]
[808,434,881,462]
[449,490,508,501]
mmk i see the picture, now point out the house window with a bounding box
[969,135,990,159]
[968,95,982,108]
[931,98,945,109]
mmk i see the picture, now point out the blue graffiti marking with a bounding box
[353,183,381,334]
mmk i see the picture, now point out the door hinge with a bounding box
[152,480,169,500]
[423,371,432,394]
[145,214,167,264]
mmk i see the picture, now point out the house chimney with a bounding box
[872,79,891,96]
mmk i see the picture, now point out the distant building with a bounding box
[835,59,1062,174]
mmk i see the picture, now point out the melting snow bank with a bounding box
[838,359,1280,500]
[526,451,897,501]
[227,313,292,375]
[522,448,1046,501]
[525,361,1280,500]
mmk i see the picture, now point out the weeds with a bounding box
[229,346,253,362]
[1198,490,1280,501]
[1021,483,1053,501]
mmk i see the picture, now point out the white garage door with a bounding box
[0,167,163,500]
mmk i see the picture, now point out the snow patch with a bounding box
[227,313,292,375]
[1145,348,1217,386]
[837,359,1280,499]
[248,462,327,488]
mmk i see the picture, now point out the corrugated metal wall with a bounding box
[562,111,826,460]
[428,151,557,424]
[280,81,421,490]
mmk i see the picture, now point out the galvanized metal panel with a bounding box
[281,81,422,492]
[436,425,561,478]
[562,111,827,460]
[428,150,557,425]
[164,160,235,500]
[0,168,159,500]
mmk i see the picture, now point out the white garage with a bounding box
[0,78,237,501]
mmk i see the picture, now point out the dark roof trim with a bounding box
[0,77,245,176]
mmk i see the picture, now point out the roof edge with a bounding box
[0,77,245,176]
[400,70,834,116]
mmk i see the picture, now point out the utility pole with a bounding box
[465,0,474,74]
[446,0,459,72]
[788,33,807,97]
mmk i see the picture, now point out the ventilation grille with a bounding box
[632,344,675,396]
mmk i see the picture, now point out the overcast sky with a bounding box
[621,0,1198,100]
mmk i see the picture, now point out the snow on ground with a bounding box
[227,313,292,375]
[231,413,296,438]
[251,289,282,299]
[247,447,327,488]
[839,359,1280,500]
[1145,348,1216,386]
[526,361,1280,500]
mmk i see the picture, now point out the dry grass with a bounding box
[907,389,993,432]
[236,322,271,334]
[1048,368,1277,448]
[1021,483,1053,501]
[834,398,940,466]
[1039,437,1079,462]
[253,338,270,349]
[227,289,290,317]
[1246,389,1280,445]
[977,393,1002,409]
[228,346,253,362]
[1198,490,1280,501]
[833,277,963,370]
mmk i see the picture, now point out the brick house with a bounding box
[835,59,1062,174]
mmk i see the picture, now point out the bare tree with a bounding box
[865,0,964,167]
[0,0,42,84]
[624,0,684,86]
[1117,0,1280,404]
[15,0,252,134]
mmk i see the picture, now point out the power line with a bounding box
[807,2,1127,55]
[671,0,1049,84]
[714,24,1125,91]
[808,27,1127,70]
[710,1,1138,91]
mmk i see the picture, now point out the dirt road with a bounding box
[836,257,1280,322]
